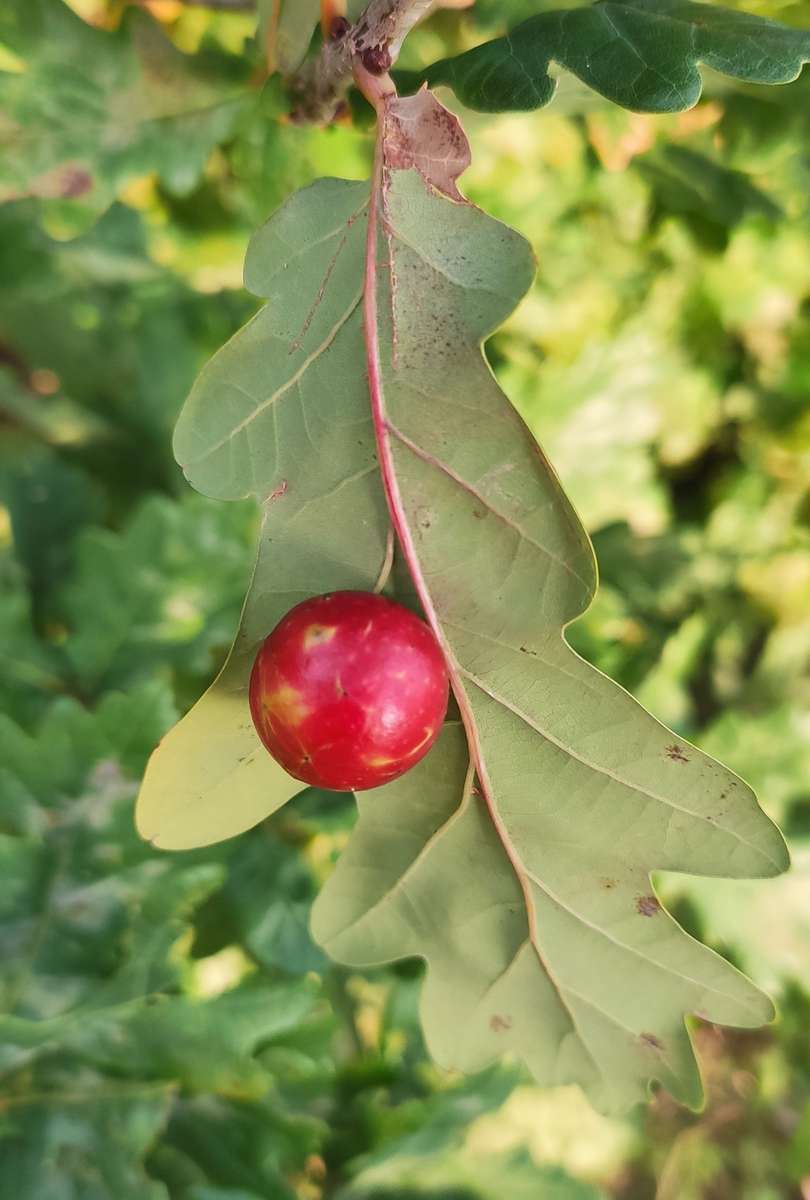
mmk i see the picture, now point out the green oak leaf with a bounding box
[0,0,248,227]
[136,180,390,849]
[145,138,787,1106]
[414,0,810,114]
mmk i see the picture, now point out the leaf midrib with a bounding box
[367,163,608,1091]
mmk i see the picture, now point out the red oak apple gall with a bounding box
[249,591,449,791]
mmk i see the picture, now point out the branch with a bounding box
[290,0,435,123]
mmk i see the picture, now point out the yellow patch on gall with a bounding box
[363,754,399,769]
[365,729,437,771]
[303,624,337,651]
[407,727,436,756]
[263,683,311,728]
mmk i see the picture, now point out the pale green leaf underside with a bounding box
[148,171,787,1108]
[312,172,787,1112]
[417,0,810,114]
[136,180,390,848]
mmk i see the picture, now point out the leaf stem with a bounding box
[372,526,395,593]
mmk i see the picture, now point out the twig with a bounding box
[290,0,434,123]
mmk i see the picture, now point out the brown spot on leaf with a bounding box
[600,877,618,890]
[18,163,94,202]
[665,743,689,763]
[383,88,471,201]
[59,166,93,198]
[415,506,434,532]
[268,479,288,503]
[636,894,661,917]
[489,1014,512,1033]
[640,1032,664,1052]
[519,645,537,656]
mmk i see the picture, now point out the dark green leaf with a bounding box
[417,0,810,114]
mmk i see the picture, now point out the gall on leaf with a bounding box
[248,590,448,791]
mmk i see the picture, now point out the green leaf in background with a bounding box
[201,827,326,975]
[341,1150,605,1199]
[635,144,781,236]
[0,638,325,1197]
[0,444,102,605]
[0,0,249,229]
[416,0,810,114]
[137,179,390,849]
[0,1083,175,1200]
[262,0,321,75]
[58,494,255,694]
[336,1067,604,1198]
[0,365,113,451]
[161,1092,323,1200]
[1,979,317,1096]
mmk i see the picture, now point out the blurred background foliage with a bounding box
[1,0,809,1197]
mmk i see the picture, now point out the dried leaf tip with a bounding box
[383,88,471,201]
